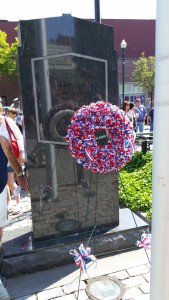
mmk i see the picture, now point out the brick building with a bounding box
[103,19,155,105]
[0,21,20,105]
[0,18,155,105]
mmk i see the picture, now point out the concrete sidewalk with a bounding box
[2,247,150,300]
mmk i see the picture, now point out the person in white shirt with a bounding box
[0,108,25,214]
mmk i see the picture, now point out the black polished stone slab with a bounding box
[18,15,119,241]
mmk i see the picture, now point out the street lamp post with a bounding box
[121,39,127,102]
[94,0,101,23]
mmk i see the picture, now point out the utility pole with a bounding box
[121,39,127,102]
[94,0,101,23]
[150,0,169,298]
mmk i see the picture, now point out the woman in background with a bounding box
[122,100,130,113]
[127,102,138,132]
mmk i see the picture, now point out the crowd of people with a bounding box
[122,97,154,133]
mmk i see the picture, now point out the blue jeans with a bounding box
[136,121,144,132]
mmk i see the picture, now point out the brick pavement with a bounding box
[4,248,150,300]
[2,190,151,300]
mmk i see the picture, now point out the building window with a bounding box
[0,96,7,106]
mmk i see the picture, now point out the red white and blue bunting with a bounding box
[136,233,151,250]
[69,244,97,273]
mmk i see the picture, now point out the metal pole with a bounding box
[122,48,125,101]
[150,0,169,298]
[39,19,58,198]
[94,0,101,23]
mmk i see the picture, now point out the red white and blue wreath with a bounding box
[66,101,135,173]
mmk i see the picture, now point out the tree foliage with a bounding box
[0,28,18,77]
[131,52,155,99]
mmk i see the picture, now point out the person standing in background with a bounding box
[11,97,22,125]
[149,107,154,131]
[127,102,138,132]
[134,98,147,132]
[122,100,130,113]
[145,97,151,125]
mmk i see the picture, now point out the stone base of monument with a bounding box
[1,208,149,278]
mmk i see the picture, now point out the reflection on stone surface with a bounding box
[18,15,119,241]
[30,159,119,240]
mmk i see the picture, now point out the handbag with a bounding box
[5,119,20,158]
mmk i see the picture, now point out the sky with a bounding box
[0,0,156,22]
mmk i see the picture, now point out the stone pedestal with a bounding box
[2,208,149,278]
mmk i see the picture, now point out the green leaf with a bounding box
[119,151,152,218]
